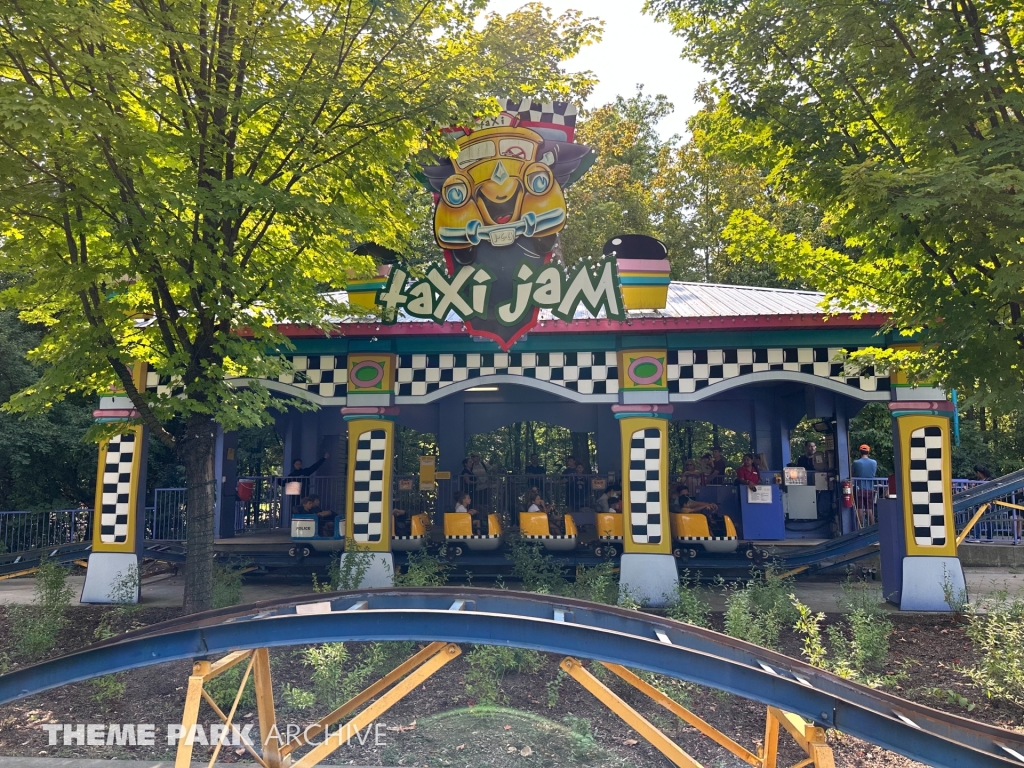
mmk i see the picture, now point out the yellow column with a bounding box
[91,362,148,554]
[619,416,671,555]
[344,418,395,551]
[894,413,956,557]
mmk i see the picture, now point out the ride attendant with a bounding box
[287,452,330,499]
[852,444,878,525]
[708,448,727,484]
[796,441,817,472]
[974,465,993,481]
[852,445,877,478]
[736,454,760,492]
[525,454,546,476]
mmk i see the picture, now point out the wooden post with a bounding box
[252,648,284,768]
[175,660,210,768]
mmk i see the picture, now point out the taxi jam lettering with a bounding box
[377,258,625,337]
[416,99,597,348]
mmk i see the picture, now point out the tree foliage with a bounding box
[649,0,1024,409]
[0,0,599,610]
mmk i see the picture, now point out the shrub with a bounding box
[568,561,618,604]
[338,642,414,704]
[665,570,711,627]
[506,538,567,594]
[212,561,247,608]
[465,645,543,704]
[302,642,350,709]
[282,684,316,710]
[314,545,375,593]
[95,565,141,640]
[724,585,783,649]
[964,594,1024,707]
[9,557,73,659]
[394,548,450,587]
[91,674,127,706]
[205,665,256,712]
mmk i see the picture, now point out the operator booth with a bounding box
[80,99,968,609]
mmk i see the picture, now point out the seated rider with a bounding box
[393,507,410,537]
[528,491,564,536]
[455,492,485,535]
[302,495,338,537]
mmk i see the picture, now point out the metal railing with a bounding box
[954,470,1024,544]
[147,488,187,541]
[234,474,347,534]
[0,508,93,554]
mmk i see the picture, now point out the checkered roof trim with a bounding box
[100,433,136,544]
[667,347,889,393]
[910,426,947,547]
[278,355,348,398]
[397,351,617,397]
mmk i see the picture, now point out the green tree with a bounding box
[0,309,96,510]
[0,0,599,611]
[648,0,1024,410]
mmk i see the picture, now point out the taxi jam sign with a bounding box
[394,98,609,350]
[377,257,624,348]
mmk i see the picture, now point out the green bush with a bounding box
[95,564,141,640]
[91,674,127,706]
[9,557,73,659]
[722,567,799,650]
[394,548,450,587]
[506,538,568,594]
[964,594,1024,707]
[567,561,618,604]
[302,642,349,709]
[665,570,711,627]
[791,581,894,684]
[465,644,543,704]
[212,561,247,608]
[205,665,256,712]
[282,684,316,710]
[338,642,414,704]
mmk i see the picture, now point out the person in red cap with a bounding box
[852,444,878,525]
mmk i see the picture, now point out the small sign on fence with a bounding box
[398,479,414,491]
[419,456,436,491]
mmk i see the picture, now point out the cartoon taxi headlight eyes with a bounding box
[442,178,471,207]
[525,165,552,196]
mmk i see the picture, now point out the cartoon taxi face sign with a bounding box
[435,126,564,250]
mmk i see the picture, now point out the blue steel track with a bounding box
[0,588,1022,767]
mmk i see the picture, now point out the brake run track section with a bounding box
[0,588,1021,768]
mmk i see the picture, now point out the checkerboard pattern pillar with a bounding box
[619,417,671,555]
[894,413,956,557]
[344,419,395,552]
[92,426,145,552]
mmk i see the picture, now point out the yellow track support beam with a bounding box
[956,503,990,548]
[252,648,283,768]
[601,663,761,766]
[0,567,38,581]
[767,707,834,768]
[561,658,704,768]
[175,660,211,768]
[289,643,462,768]
[280,641,449,757]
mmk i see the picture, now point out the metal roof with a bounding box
[324,281,859,323]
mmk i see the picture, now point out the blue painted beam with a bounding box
[0,589,1018,767]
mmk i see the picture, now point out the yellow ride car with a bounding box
[434,126,567,251]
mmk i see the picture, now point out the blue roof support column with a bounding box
[596,405,621,477]
[438,395,466,479]
[217,429,238,539]
[751,391,780,469]
[835,397,852,480]
[280,413,294,479]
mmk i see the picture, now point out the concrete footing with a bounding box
[80,553,140,604]
[618,553,679,607]
[338,550,394,588]
[900,556,966,612]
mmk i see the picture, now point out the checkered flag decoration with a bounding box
[910,426,947,547]
[100,433,136,544]
[667,348,889,393]
[397,352,617,397]
[500,98,577,127]
[352,429,387,543]
[278,355,348,398]
[629,428,663,545]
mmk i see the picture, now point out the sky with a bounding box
[484,0,707,139]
